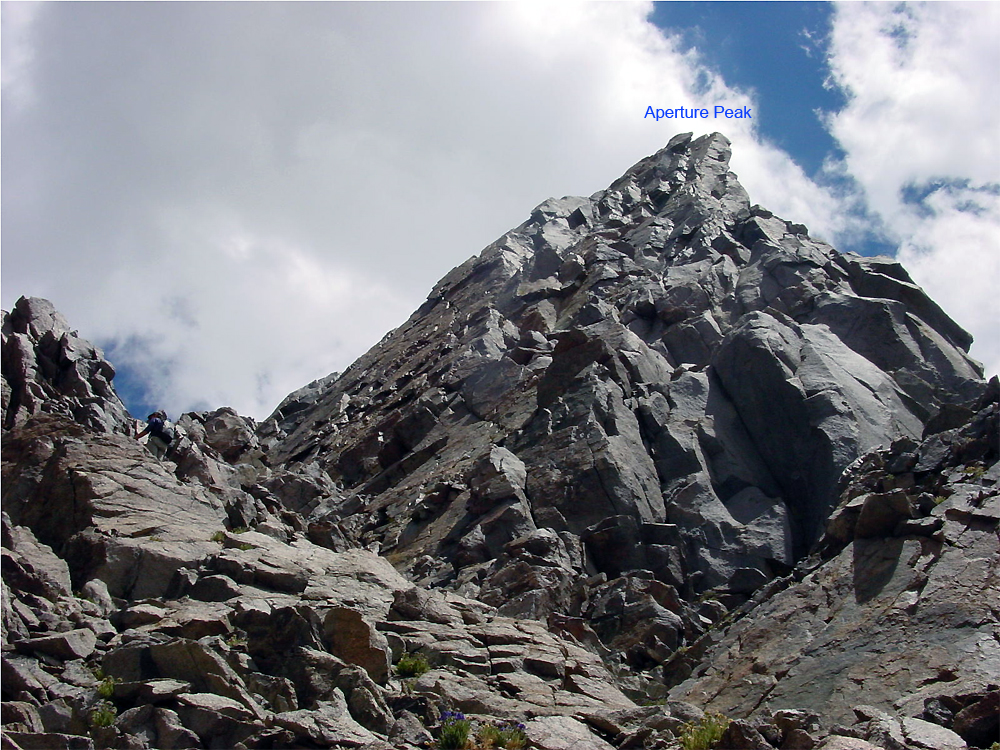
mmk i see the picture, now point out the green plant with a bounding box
[678,712,730,750]
[225,635,248,648]
[478,722,501,748]
[149,535,163,542]
[477,719,527,749]
[437,710,470,750]
[396,652,431,678]
[97,675,119,699]
[237,542,253,551]
[933,495,947,505]
[232,526,250,534]
[90,701,116,728]
[963,464,986,478]
[211,531,226,543]
[638,697,669,707]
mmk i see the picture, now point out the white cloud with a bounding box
[825,2,1000,378]
[0,2,43,111]
[5,2,938,420]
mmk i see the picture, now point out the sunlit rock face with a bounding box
[2,133,995,750]
[263,131,986,597]
[2,296,133,435]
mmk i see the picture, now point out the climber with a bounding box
[136,410,175,460]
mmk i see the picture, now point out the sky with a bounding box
[3,2,998,421]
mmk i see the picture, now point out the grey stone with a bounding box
[388,586,464,626]
[2,732,96,750]
[899,716,966,750]
[188,574,241,602]
[322,608,391,685]
[151,707,201,750]
[2,297,132,435]
[718,719,774,749]
[525,715,616,750]
[854,490,915,538]
[79,579,115,617]
[18,629,97,661]
[388,710,433,747]
[3,519,73,601]
[147,639,265,718]
[36,699,82,735]
[815,739,880,750]
[1,702,44,733]
[468,445,528,512]
[174,692,262,745]
[951,690,999,747]
[273,692,380,747]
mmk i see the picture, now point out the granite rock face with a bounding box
[266,132,985,597]
[3,133,997,750]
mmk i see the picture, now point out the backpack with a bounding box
[149,417,175,444]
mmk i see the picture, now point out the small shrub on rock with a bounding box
[89,701,116,728]
[397,651,431,678]
[97,675,119,698]
[678,712,730,750]
[477,719,527,749]
[437,710,471,749]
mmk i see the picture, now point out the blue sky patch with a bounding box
[651,1,845,178]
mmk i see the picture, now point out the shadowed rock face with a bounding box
[262,132,985,595]
[3,134,996,750]
[671,383,999,728]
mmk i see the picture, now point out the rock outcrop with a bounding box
[266,133,985,600]
[672,381,999,736]
[3,132,997,750]
[2,297,132,435]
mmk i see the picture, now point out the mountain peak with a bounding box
[3,137,996,749]
[263,132,984,574]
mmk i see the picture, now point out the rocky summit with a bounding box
[2,132,997,750]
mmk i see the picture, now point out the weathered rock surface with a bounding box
[3,133,997,750]
[2,298,133,436]
[672,382,999,738]
[265,132,985,603]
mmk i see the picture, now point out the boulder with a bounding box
[950,690,999,747]
[323,607,391,685]
[525,715,616,750]
[17,629,97,661]
[273,692,381,747]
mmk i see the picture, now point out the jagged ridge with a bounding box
[260,131,985,593]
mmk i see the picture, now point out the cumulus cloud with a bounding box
[824,2,1000,378]
[0,2,898,419]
